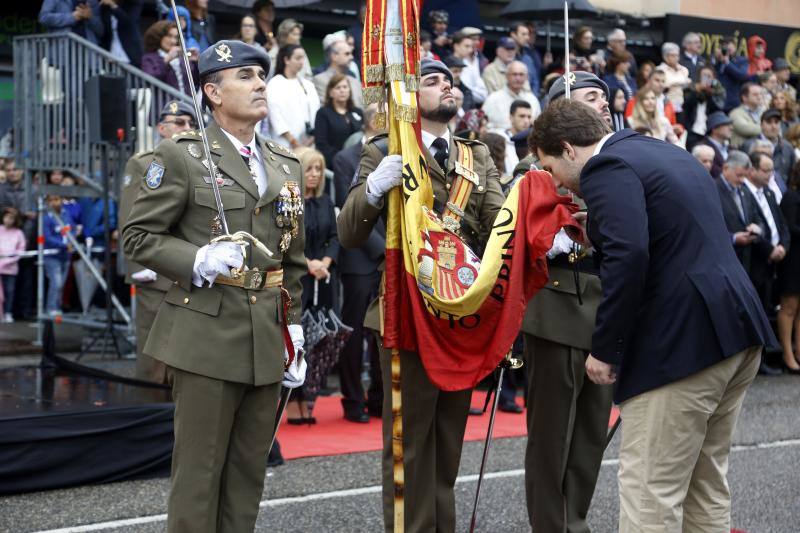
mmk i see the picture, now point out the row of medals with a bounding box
[188,142,303,252]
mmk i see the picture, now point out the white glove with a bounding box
[282,355,307,388]
[131,268,158,283]
[365,154,403,207]
[286,324,305,359]
[191,241,244,287]
[282,324,306,388]
[546,229,575,259]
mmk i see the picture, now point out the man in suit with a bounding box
[745,151,789,313]
[697,111,732,179]
[521,71,614,533]
[119,99,196,383]
[530,99,776,532]
[338,58,506,532]
[332,104,384,422]
[716,150,762,273]
[123,41,307,532]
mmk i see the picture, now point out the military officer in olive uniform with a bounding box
[118,99,196,383]
[123,41,307,533]
[521,72,614,533]
[338,58,507,533]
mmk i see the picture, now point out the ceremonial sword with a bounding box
[469,351,523,533]
[168,0,289,453]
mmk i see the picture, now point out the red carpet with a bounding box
[279,391,620,460]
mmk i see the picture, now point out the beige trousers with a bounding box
[618,345,761,533]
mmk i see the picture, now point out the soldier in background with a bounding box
[118,99,196,383]
[521,71,614,533]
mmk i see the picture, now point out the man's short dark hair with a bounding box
[509,22,527,35]
[750,151,772,170]
[510,100,532,115]
[451,32,469,45]
[200,71,223,111]
[252,0,274,14]
[740,82,757,101]
[528,99,610,156]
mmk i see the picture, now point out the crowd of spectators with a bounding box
[20,1,800,388]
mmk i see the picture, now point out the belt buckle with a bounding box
[242,268,266,290]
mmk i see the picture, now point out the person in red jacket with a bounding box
[747,35,772,76]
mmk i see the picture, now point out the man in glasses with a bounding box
[119,99,196,383]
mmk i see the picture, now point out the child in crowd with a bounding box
[43,195,75,316]
[0,207,26,322]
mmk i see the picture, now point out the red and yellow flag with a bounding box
[365,0,579,392]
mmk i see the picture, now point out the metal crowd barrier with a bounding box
[12,32,193,348]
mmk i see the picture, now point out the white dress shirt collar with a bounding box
[219,127,268,196]
[421,129,451,155]
[592,132,615,156]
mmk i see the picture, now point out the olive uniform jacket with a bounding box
[123,122,306,386]
[337,132,506,334]
[514,154,601,352]
[119,151,173,292]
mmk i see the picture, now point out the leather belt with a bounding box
[215,268,283,290]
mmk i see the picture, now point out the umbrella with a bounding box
[214,0,321,7]
[500,0,597,19]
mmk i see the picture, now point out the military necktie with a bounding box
[240,145,257,183]
[432,137,449,172]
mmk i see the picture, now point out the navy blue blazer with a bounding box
[582,130,776,403]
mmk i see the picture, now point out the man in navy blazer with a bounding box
[530,99,776,532]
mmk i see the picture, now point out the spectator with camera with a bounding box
[682,64,726,149]
[714,37,750,113]
[39,0,104,45]
[141,20,198,97]
[428,10,451,59]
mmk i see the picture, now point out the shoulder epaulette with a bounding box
[133,149,154,159]
[173,130,202,142]
[265,140,299,161]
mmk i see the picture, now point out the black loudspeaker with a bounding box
[84,75,129,143]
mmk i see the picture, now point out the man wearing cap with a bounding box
[742,108,797,187]
[698,110,733,179]
[119,99,196,383]
[482,36,525,94]
[774,58,797,102]
[520,70,614,533]
[482,60,540,131]
[338,57,506,532]
[123,40,307,533]
[444,55,475,111]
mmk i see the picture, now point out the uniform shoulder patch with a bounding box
[145,161,165,189]
[265,140,299,161]
[174,130,201,142]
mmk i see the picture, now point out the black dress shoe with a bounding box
[267,441,284,467]
[783,363,800,375]
[344,410,370,423]
[366,405,383,418]
[498,402,524,414]
[468,407,484,416]
[758,362,783,376]
[287,417,305,425]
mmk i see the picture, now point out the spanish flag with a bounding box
[365,0,579,392]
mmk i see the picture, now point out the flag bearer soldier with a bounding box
[119,99,196,383]
[337,58,507,533]
[123,40,307,533]
[521,71,615,533]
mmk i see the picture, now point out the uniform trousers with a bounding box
[379,345,472,533]
[617,345,760,533]
[134,285,167,383]
[339,272,382,413]
[524,335,613,533]
[166,367,281,533]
